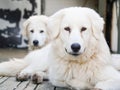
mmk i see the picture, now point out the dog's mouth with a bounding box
[70,53,80,56]
[65,48,80,56]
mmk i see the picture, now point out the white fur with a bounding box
[22,15,49,51]
[0,58,27,76]
[0,7,120,90]
[111,54,120,70]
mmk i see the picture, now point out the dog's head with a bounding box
[47,7,104,59]
[22,15,49,48]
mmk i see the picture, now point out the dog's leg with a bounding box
[0,58,27,76]
[17,67,48,83]
[66,79,92,90]
[95,79,120,90]
[16,62,48,82]
[31,71,48,84]
[50,79,68,88]
[16,65,34,81]
[94,66,120,90]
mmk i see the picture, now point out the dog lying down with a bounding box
[22,15,49,51]
[1,7,120,90]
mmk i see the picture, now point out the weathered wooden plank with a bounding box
[15,80,30,90]
[55,87,71,90]
[0,77,71,90]
[23,81,37,90]
[0,77,9,84]
[0,77,20,90]
[36,81,54,90]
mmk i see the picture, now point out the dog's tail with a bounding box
[0,58,28,76]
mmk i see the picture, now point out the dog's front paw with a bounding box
[31,73,43,84]
[16,72,31,81]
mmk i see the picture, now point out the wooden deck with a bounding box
[0,76,70,90]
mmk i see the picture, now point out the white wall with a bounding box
[45,0,98,16]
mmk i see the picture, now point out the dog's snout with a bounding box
[71,43,81,52]
[33,40,39,46]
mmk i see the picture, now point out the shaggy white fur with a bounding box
[0,7,120,90]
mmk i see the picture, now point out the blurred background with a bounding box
[0,0,119,60]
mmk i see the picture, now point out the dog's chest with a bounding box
[49,60,100,85]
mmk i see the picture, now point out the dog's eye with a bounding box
[81,27,87,32]
[64,27,71,33]
[40,30,44,33]
[30,30,34,33]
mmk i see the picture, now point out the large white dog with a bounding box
[0,7,120,90]
[22,15,49,51]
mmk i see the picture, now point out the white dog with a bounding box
[22,15,49,51]
[0,7,120,90]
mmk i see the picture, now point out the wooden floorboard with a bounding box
[35,81,54,90]
[0,77,72,90]
[23,81,37,90]
[0,77,20,90]
[55,87,71,90]
[15,80,32,90]
[0,77,9,84]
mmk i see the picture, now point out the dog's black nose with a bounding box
[33,40,39,46]
[71,43,81,52]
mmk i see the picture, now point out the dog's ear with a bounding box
[47,9,65,40]
[85,8,104,40]
[22,19,30,41]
